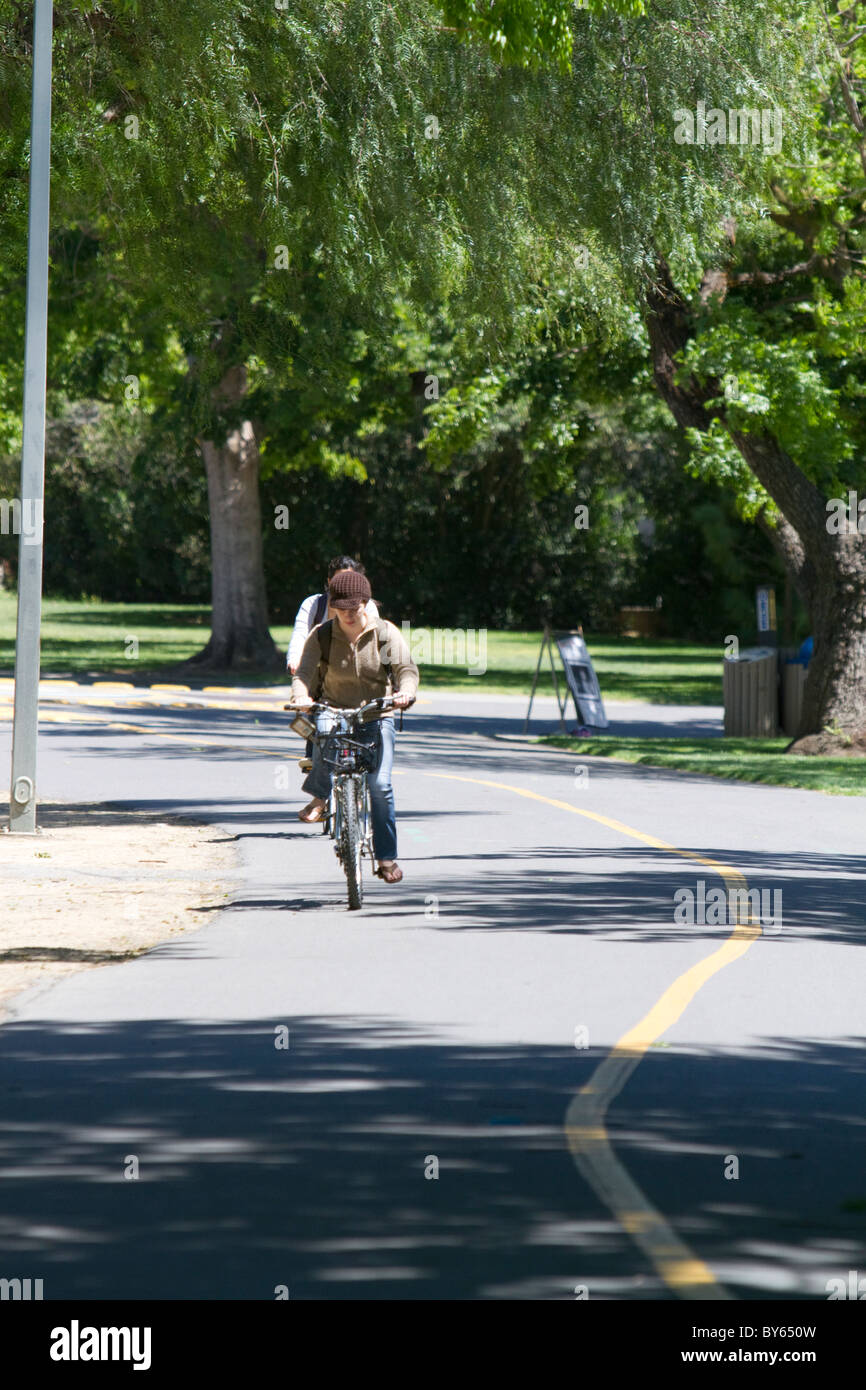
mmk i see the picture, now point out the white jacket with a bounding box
[286,592,380,670]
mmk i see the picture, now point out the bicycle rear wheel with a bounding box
[336,779,363,910]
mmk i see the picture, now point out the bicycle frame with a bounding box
[286,697,405,905]
[320,711,377,869]
[328,770,374,870]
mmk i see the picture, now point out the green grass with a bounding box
[3,596,861,788]
[540,735,865,796]
[417,632,722,703]
[0,594,295,686]
[0,594,723,701]
[0,592,722,700]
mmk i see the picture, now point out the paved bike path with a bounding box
[0,697,864,1299]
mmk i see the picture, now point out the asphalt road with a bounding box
[1,688,864,1300]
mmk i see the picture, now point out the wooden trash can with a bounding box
[781,660,808,738]
[723,647,779,736]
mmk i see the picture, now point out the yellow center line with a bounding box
[417,768,760,1300]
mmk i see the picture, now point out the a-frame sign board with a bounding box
[523,624,569,733]
[523,626,608,733]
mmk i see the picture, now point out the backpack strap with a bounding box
[313,619,333,701]
[377,619,404,727]
[376,619,395,689]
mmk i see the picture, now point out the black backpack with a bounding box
[313,618,395,700]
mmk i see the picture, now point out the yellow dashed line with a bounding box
[3,689,429,715]
[0,697,296,719]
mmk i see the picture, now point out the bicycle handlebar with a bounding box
[283,695,415,718]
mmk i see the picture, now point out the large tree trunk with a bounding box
[189,364,281,671]
[733,433,866,741]
[645,259,866,744]
[798,532,866,738]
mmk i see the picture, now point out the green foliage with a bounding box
[254,310,787,636]
[681,303,866,507]
[438,0,650,70]
[0,0,836,648]
[0,398,210,601]
[664,5,866,522]
[0,0,822,415]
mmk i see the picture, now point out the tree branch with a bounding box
[645,257,830,552]
[755,506,815,610]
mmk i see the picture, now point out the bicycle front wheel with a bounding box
[336,778,363,910]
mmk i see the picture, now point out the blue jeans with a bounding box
[302,713,398,862]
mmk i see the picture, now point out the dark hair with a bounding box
[326,555,364,582]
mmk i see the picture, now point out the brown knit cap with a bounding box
[328,568,372,609]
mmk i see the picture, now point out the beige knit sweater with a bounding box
[291,617,419,707]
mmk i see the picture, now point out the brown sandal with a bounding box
[298,799,326,823]
[375,861,403,884]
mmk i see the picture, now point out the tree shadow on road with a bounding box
[0,1017,862,1300]
[367,845,866,947]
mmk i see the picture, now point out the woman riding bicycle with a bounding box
[289,568,418,885]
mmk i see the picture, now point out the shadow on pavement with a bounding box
[37,712,736,788]
[367,845,866,946]
[0,1018,862,1300]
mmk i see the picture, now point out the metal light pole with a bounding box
[8,0,53,834]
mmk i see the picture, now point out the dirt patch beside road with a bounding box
[0,802,239,1019]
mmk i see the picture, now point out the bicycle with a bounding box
[285,695,407,910]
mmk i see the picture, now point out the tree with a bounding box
[0,1,570,664]
[2,0,833,691]
[253,294,793,635]
[452,0,865,742]
[640,5,866,744]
